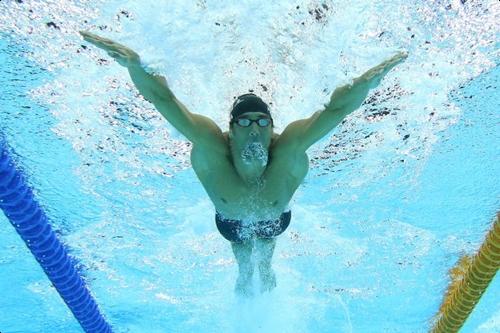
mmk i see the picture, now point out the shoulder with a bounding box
[271,131,309,166]
[271,128,302,155]
[270,133,309,180]
[192,131,229,157]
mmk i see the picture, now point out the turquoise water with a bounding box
[0,1,499,332]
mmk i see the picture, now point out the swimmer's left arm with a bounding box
[279,51,408,151]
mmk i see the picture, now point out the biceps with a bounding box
[185,113,226,148]
[307,111,346,147]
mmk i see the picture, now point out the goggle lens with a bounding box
[236,118,271,127]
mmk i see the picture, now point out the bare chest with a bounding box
[190,145,308,220]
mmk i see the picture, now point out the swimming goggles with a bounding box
[235,117,272,127]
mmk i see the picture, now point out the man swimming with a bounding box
[80,31,407,296]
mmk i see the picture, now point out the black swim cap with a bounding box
[230,93,271,122]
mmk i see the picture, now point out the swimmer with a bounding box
[80,31,407,296]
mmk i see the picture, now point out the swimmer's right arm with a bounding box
[79,31,225,149]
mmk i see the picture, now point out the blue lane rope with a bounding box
[0,135,113,333]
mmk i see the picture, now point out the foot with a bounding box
[235,272,254,297]
[259,267,277,293]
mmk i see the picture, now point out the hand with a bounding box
[79,31,140,68]
[361,51,408,87]
[327,51,408,112]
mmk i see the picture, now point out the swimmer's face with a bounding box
[230,112,273,148]
[230,112,273,167]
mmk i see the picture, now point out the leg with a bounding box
[255,237,277,293]
[231,240,254,296]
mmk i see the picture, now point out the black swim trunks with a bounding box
[215,211,291,243]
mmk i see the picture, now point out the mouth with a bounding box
[241,142,269,166]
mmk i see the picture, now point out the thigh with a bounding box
[254,237,276,261]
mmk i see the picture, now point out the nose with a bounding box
[249,123,259,136]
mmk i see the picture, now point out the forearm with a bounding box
[127,63,174,104]
[80,30,193,128]
[326,52,407,116]
[126,62,197,137]
[326,79,370,115]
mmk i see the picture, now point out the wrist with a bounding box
[127,54,141,68]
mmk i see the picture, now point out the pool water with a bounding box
[0,1,498,332]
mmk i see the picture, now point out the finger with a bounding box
[107,51,122,59]
[79,31,109,43]
[80,31,105,43]
[393,52,408,63]
[385,54,406,68]
[80,33,105,47]
[79,31,117,49]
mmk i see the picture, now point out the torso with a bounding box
[190,132,309,221]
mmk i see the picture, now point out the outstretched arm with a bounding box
[278,52,408,151]
[79,31,225,148]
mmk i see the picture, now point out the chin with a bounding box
[243,158,268,168]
